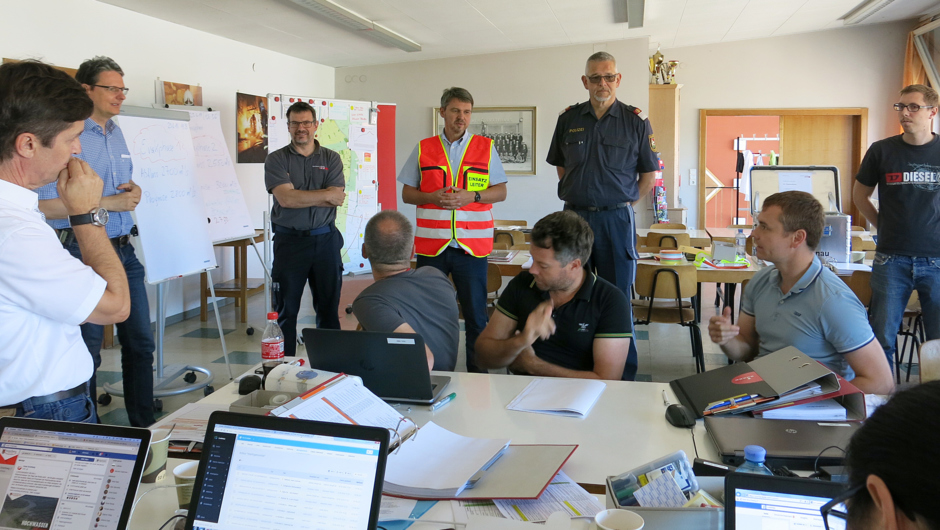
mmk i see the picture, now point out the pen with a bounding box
[429,392,456,411]
[662,390,669,407]
[707,394,757,411]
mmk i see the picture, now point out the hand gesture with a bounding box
[325,186,347,206]
[428,187,454,209]
[708,306,740,345]
[523,300,556,343]
[114,180,142,211]
[57,158,103,216]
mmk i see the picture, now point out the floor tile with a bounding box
[211,351,261,365]
[180,328,236,339]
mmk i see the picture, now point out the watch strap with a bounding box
[69,213,94,226]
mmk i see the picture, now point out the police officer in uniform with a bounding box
[547,51,659,381]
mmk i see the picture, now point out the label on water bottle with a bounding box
[261,339,284,360]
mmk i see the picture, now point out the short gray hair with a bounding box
[363,210,413,271]
[75,56,124,86]
[585,51,617,75]
[440,87,473,110]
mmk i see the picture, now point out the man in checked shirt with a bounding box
[36,56,154,427]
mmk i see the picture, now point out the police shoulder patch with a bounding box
[631,106,648,120]
[559,102,581,116]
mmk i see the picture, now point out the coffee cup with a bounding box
[141,428,171,483]
[173,461,200,510]
[595,509,644,530]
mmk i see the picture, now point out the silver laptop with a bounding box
[725,474,847,530]
[705,416,858,470]
[302,328,451,404]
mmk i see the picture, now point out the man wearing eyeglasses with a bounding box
[546,52,659,381]
[36,56,155,427]
[265,101,347,355]
[854,84,940,373]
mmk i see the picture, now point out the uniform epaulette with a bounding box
[559,102,581,116]
[628,105,648,121]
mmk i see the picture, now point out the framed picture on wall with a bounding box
[432,106,536,175]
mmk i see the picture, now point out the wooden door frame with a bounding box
[698,108,868,228]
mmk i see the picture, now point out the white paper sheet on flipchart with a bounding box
[357,162,378,187]
[329,101,349,120]
[494,471,604,522]
[506,379,606,417]
[384,422,510,491]
[466,512,572,530]
[149,403,228,442]
[350,104,369,123]
[379,497,418,521]
[349,124,378,152]
[276,376,406,433]
[778,172,814,194]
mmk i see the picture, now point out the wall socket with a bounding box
[689,169,697,186]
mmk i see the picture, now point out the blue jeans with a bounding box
[565,205,639,381]
[66,241,156,427]
[418,247,488,373]
[15,391,96,423]
[869,253,940,369]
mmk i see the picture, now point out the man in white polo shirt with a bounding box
[708,191,894,395]
[0,61,130,422]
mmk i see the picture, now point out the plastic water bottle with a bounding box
[735,229,747,260]
[735,445,774,475]
[261,312,285,361]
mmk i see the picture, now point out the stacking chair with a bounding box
[485,263,503,316]
[633,262,704,373]
[898,292,924,383]
[650,223,687,229]
[494,219,527,227]
[919,340,940,384]
[646,231,691,249]
[495,229,526,247]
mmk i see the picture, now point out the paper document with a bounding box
[149,402,227,444]
[384,421,510,498]
[760,398,847,421]
[507,378,606,418]
[379,497,418,521]
[493,471,604,522]
[460,500,503,518]
[778,172,813,194]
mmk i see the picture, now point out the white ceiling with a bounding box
[98,0,939,68]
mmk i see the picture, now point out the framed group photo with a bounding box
[432,106,536,175]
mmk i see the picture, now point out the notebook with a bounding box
[185,411,389,530]
[725,474,847,530]
[302,328,451,404]
[506,378,606,417]
[705,416,859,470]
[0,416,151,530]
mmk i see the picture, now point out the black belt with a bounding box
[272,224,333,237]
[56,228,132,248]
[566,202,631,212]
[0,383,86,410]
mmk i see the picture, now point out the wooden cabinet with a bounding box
[648,84,681,207]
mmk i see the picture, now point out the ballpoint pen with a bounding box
[429,392,456,411]
[662,390,669,406]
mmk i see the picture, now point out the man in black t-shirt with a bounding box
[854,84,940,370]
[475,211,632,380]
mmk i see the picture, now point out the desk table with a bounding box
[200,230,265,323]
[707,227,876,251]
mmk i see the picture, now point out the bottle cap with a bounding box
[744,445,766,463]
[267,312,278,320]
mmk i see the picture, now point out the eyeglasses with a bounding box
[820,483,862,530]
[893,103,935,112]
[288,120,316,128]
[587,74,619,84]
[93,85,129,95]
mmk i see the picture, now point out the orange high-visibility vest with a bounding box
[414,135,494,257]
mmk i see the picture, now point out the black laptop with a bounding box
[186,411,389,530]
[302,328,452,404]
[725,473,848,530]
[705,416,858,470]
[0,417,151,530]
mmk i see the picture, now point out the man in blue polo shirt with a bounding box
[475,211,632,380]
[708,191,894,394]
[36,56,155,426]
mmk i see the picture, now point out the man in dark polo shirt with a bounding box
[546,51,659,381]
[265,101,346,355]
[475,211,632,380]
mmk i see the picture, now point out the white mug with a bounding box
[595,509,644,530]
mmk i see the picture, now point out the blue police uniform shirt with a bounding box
[36,118,135,238]
[740,256,876,381]
[546,100,659,207]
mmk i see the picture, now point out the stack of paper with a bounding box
[491,472,604,522]
[758,398,847,421]
[507,378,606,418]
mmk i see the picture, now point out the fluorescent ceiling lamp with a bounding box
[613,0,646,28]
[840,0,897,25]
[289,0,421,52]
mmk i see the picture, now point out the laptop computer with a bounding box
[302,328,452,404]
[725,474,848,530]
[0,416,151,530]
[186,411,389,530]
[705,416,859,470]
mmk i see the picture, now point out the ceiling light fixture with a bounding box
[626,0,646,29]
[289,0,421,52]
[840,0,897,25]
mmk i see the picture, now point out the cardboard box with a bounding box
[605,475,725,530]
[229,390,301,415]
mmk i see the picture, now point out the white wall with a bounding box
[334,39,652,228]
[662,20,912,226]
[0,0,334,322]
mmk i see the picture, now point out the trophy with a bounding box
[650,47,664,84]
[663,60,680,84]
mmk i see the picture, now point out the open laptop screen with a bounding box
[0,418,150,530]
[726,474,847,530]
[188,412,388,530]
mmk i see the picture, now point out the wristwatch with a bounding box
[474,191,482,203]
[69,207,109,228]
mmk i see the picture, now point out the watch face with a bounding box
[93,208,109,227]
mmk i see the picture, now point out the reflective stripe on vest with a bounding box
[415,135,495,258]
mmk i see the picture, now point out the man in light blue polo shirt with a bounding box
[708,191,894,395]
